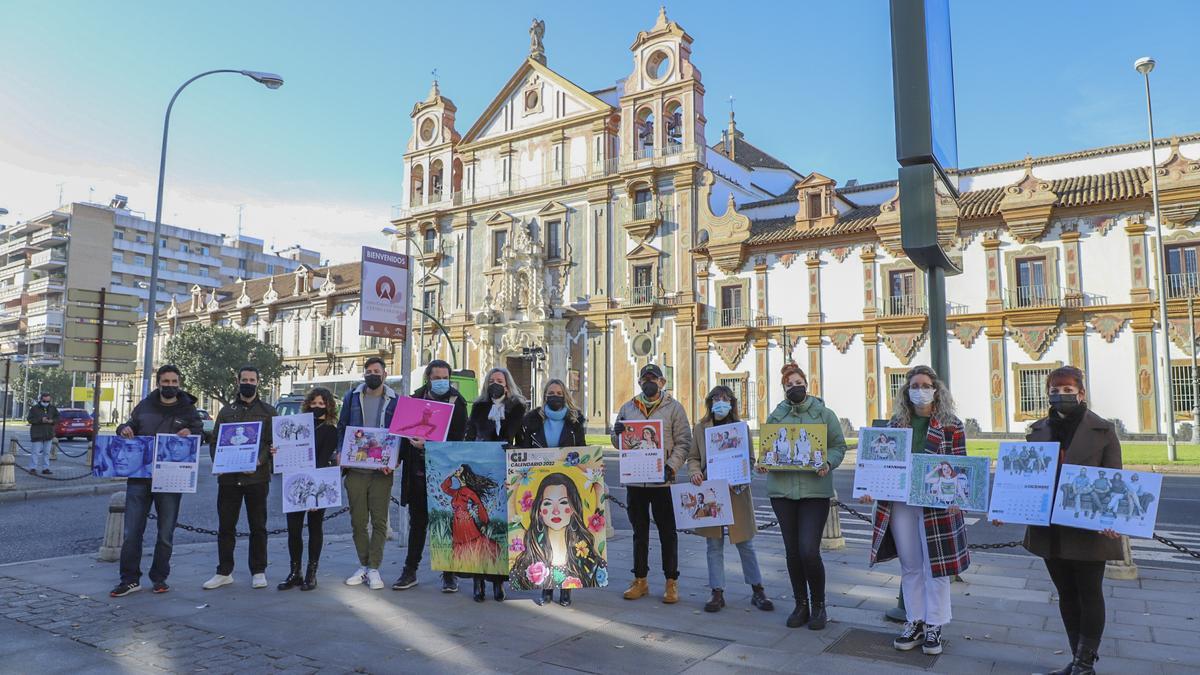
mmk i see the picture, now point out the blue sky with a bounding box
[1,0,1198,262]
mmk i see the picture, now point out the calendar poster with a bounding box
[212,421,262,474]
[152,433,200,493]
[987,442,1058,526]
[852,427,912,502]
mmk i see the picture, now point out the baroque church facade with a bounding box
[392,10,1200,437]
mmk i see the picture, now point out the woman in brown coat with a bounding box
[685,385,774,614]
[993,365,1121,675]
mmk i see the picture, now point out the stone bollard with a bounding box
[8,438,18,456]
[821,489,846,550]
[50,438,58,461]
[391,502,408,545]
[1104,535,1139,580]
[97,491,126,562]
[0,452,15,491]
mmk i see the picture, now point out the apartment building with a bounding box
[0,197,322,365]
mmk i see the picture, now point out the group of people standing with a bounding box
[106,357,1119,675]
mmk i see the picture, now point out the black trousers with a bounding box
[771,497,829,605]
[286,509,326,564]
[627,486,679,579]
[1044,558,1106,649]
[404,486,429,572]
[216,482,269,576]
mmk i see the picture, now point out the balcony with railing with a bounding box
[0,258,28,277]
[29,226,68,248]
[0,285,24,302]
[1166,272,1200,299]
[1004,285,1108,310]
[26,275,66,295]
[29,248,67,270]
[25,299,64,316]
[702,306,781,330]
[0,237,35,256]
[877,294,972,317]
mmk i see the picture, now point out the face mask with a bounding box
[239,383,258,399]
[545,395,565,411]
[908,388,936,407]
[310,409,326,421]
[430,379,451,396]
[1049,393,1081,415]
[39,401,49,407]
[488,382,506,400]
[711,401,732,420]
[159,386,179,400]
[786,386,806,404]
[364,374,383,390]
[640,381,660,398]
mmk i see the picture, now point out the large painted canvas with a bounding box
[506,446,608,591]
[425,442,508,575]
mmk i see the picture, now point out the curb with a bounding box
[0,481,126,503]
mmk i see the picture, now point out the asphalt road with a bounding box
[2,438,1198,574]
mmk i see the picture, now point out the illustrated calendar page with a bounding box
[987,442,1058,526]
[272,413,316,474]
[852,427,912,502]
[152,433,200,493]
[212,421,262,474]
[704,422,752,486]
[618,420,665,484]
[1051,464,1163,538]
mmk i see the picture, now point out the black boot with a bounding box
[1069,641,1099,675]
[473,577,486,602]
[704,588,725,613]
[300,561,319,591]
[492,580,506,602]
[276,561,302,590]
[1047,632,1078,675]
[807,601,828,630]
[786,600,810,628]
[557,589,572,607]
[751,584,775,611]
[536,589,553,606]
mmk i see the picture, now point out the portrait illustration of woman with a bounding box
[635,426,659,450]
[510,472,606,590]
[442,464,501,562]
[925,461,959,505]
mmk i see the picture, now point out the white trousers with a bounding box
[889,501,952,626]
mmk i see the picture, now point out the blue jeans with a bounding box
[29,440,51,470]
[706,534,763,590]
[120,481,182,584]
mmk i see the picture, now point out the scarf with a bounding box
[543,406,567,447]
[634,393,664,418]
[1048,403,1087,464]
[487,399,507,436]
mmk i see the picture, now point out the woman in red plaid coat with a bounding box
[860,365,968,657]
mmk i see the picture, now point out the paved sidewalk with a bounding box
[0,527,1197,674]
[0,443,123,502]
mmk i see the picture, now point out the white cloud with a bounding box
[0,156,392,266]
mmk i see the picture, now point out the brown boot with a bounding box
[623,577,649,600]
[663,578,679,604]
[704,588,725,612]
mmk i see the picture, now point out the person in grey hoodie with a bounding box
[609,363,691,604]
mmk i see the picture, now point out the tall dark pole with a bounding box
[1,357,10,455]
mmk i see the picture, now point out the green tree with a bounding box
[15,366,74,407]
[163,324,285,407]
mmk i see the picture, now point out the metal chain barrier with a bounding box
[9,439,95,480]
[150,506,350,538]
[1153,533,1200,559]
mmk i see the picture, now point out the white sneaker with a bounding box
[366,569,384,590]
[251,573,268,589]
[345,566,368,586]
[202,574,233,590]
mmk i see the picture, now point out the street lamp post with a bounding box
[139,69,284,398]
[1135,57,1177,461]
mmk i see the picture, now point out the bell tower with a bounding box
[619,6,705,161]
[405,79,461,209]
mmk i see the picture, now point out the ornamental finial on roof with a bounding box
[529,19,546,65]
[655,5,669,29]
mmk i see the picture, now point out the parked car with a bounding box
[55,408,95,441]
[273,394,305,417]
[197,409,215,444]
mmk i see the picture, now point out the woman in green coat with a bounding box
[761,363,847,630]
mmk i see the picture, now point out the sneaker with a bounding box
[392,569,418,590]
[41,469,51,475]
[345,567,368,586]
[251,573,268,589]
[922,624,944,655]
[202,574,234,590]
[109,581,140,597]
[893,620,925,651]
[441,572,459,593]
[366,569,384,590]
[152,581,169,594]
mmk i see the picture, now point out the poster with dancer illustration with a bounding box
[1050,464,1163,538]
[388,396,454,442]
[618,419,665,484]
[987,442,1059,526]
[272,413,316,474]
[282,466,342,513]
[151,433,200,493]
[853,427,912,502]
[92,435,154,478]
[506,446,608,590]
[212,421,262,474]
[906,454,991,512]
[757,424,827,471]
[704,422,752,486]
[670,479,735,529]
[425,441,509,575]
[338,426,400,470]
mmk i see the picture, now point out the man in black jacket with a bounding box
[391,360,468,593]
[203,365,276,591]
[109,365,203,597]
[26,393,59,475]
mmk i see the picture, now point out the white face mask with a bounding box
[908,388,935,407]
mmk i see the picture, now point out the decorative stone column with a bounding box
[1061,226,1083,300]
[1066,323,1088,374]
[587,185,611,300]
[1131,309,1158,432]
[755,337,769,423]
[986,321,1008,432]
[1126,218,1152,304]
[586,323,610,431]
[861,246,878,320]
[97,491,126,562]
[983,233,1004,312]
[863,332,881,423]
[806,253,823,323]
[807,335,823,397]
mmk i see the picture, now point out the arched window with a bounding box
[430,159,444,201]
[664,101,683,152]
[410,165,425,206]
[636,107,655,159]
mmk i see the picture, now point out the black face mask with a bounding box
[488,383,506,400]
[239,383,258,399]
[159,386,180,400]
[545,395,565,411]
[310,409,326,421]
[786,385,807,404]
[364,374,383,390]
[640,381,660,398]
[1049,393,1082,415]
